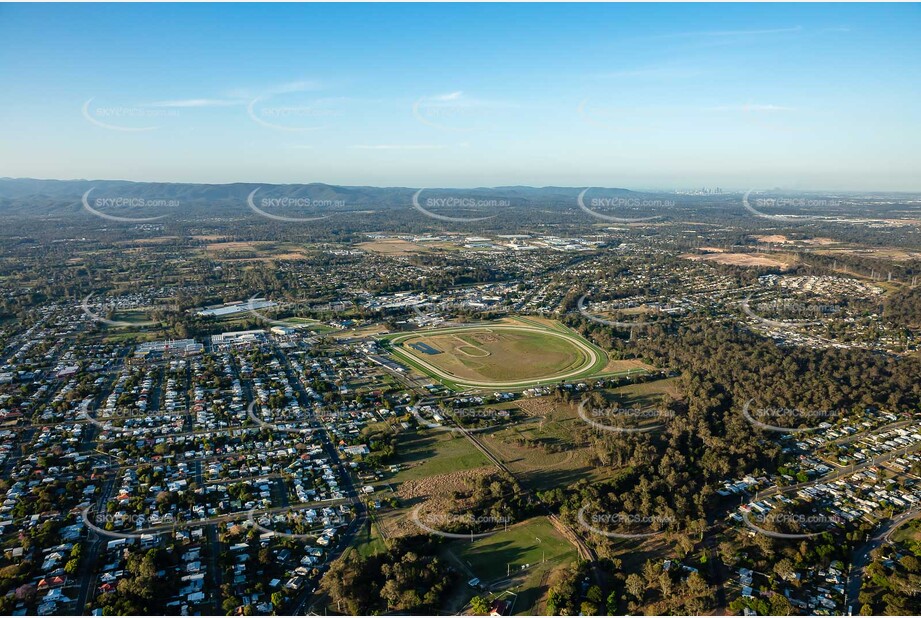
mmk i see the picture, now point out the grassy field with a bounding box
[890,519,921,544]
[108,308,158,324]
[474,378,681,491]
[453,517,576,580]
[449,517,578,614]
[382,318,611,390]
[608,377,681,406]
[389,428,491,483]
[103,330,160,343]
[282,316,336,332]
[202,240,308,262]
[401,329,584,382]
[477,400,617,491]
[353,516,389,558]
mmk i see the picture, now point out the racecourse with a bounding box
[383,322,609,390]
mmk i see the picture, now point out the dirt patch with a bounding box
[118,236,179,245]
[381,466,496,538]
[235,252,307,262]
[206,241,262,251]
[357,240,424,255]
[396,466,495,502]
[601,358,654,374]
[681,252,789,268]
[752,234,789,243]
[752,234,837,246]
[816,248,921,262]
[516,397,563,418]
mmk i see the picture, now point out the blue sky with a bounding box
[1,3,919,190]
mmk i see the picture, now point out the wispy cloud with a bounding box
[592,66,702,80]
[145,98,244,108]
[654,26,802,39]
[224,79,323,102]
[270,80,323,95]
[143,80,322,109]
[414,91,517,110]
[351,144,446,150]
[707,104,795,112]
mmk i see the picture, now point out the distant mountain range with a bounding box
[0,177,641,217]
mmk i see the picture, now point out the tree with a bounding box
[769,593,793,616]
[470,596,489,615]
[773,558,795,581]
[606,589,620,615]
[626,573,645,601]
[222,596,242,615]
[901,555,921,573]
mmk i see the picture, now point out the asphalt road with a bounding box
[845,507,921,614]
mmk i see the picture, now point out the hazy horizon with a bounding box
[1,3,920,191]
[3,175,919,196]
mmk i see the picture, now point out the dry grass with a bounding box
[681,252,789,268]
[379,466,496,538]
[205,241,263,251]
[357,240,424,255]
[601,358,655,374]
[401,328,586,383]
[815,248,921,262]
[752,234,837,245]
[118,236,179,245]
[204,241,307,261]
